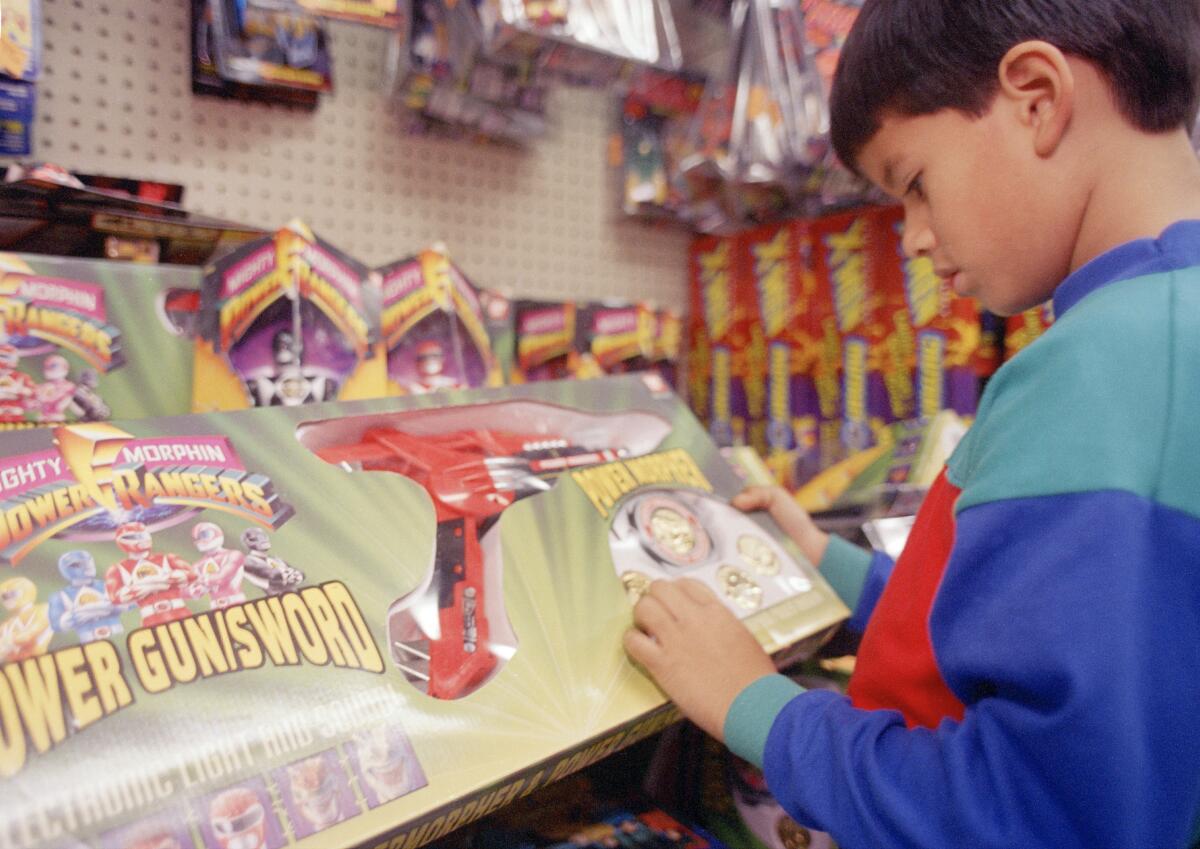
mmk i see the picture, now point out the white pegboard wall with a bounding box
[20,0,693,304]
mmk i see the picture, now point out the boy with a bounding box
[624,2,1200,846]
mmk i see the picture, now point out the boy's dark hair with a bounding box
[830,0,1200,170]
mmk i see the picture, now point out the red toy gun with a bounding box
[315,406,669,700]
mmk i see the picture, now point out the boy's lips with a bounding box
[937,268,966,295]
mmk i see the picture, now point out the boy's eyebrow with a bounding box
[882,157,899,193]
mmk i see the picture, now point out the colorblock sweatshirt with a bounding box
[724,220,1200,849]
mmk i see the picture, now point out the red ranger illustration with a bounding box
[0,344,35,419]
[105,521,195,627]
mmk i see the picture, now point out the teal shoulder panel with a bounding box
[950,269,1200,518]
[1157,273,1200,517]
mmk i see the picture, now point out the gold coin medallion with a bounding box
[717,565,762,610]
[738,534,780,576]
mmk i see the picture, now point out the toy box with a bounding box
[0,252,198,427]
[512,299,591,382]
[192,222,386,411]
[689,235,764,450]
[810,208,884,456]
[793,219,844,473]
[740,222,822,489]
[0,375,847,849]
[580,301,655,376]
[871,206,979,418]
[377,247,511,395]
[1004,302,1054,361]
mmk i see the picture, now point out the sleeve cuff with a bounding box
[723,674,806,769]
[818,534,874,612]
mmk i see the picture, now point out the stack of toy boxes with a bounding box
[685,205,982,490]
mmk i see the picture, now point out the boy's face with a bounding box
[857,106,1080,316]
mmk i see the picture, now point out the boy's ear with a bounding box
[997,40,1075,158]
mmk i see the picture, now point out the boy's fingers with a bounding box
[731,486,778,512]
[632,592,679,636]
[622,628,663,670]
[675,577,720,607]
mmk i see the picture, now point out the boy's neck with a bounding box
[1071,129,1200,274]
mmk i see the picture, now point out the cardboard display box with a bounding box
[0,376,847,849]
[0,252,198,428]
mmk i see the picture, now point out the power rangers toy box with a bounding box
[192,222,387,412]
[0,253,197,428]
[0,375,847,849]
[376,247,512,396]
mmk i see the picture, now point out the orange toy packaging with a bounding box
[739,222,821,488]
[1004,302,1055,361]
[787,219,844,475]
[870,206,980,419]
[811,209,876,458]
[192,222,387,411]
[690,235,764,450]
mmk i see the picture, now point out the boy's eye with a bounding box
[906,174,925,200]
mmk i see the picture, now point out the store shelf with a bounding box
[19,0,692,303]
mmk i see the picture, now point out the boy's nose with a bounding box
[901,218,936,259]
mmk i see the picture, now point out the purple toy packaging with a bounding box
[192,221,386,411]
[377,246,510,396]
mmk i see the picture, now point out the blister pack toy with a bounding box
[193,221,386,411]
[386,0,549,145]
[477,0,683,88]
[609,488,814,616]
[298,0,404,28]
[195,0,332,108]
[0,0,40,83]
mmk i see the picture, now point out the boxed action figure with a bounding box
[512,299,591,382]
[580,301,655,376]
[740,222,821,489]
[689,235,764,451]
[0,252,198,427]
[810,208,882,457]
[870,206,979,418]
[0,375,847,849]
[192,221,386,411]
[378,246,511,396]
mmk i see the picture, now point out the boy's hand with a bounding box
[624,578,775,741]
[732,486,830,566]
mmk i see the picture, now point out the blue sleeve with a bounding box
[818,535,893,633]
[758,491,1200,849]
